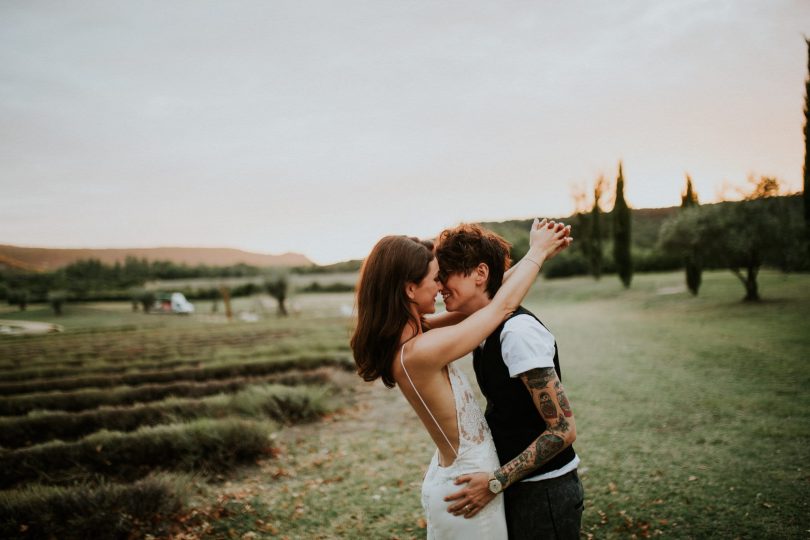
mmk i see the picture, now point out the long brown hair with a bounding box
[350,235,434,388]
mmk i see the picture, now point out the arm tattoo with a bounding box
[496,433,565,488]
[556,385,573,418]
[493,367,574,489]
[538,391,557,420]
[523,367,557,390]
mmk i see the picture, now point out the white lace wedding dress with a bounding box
[400,347,508,539]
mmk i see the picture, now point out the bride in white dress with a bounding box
[350,218,571,539]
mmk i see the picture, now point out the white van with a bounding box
[155,292,195,314]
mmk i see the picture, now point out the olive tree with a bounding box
[659,196,799,302]
[264,275,289,316]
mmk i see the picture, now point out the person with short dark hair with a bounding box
[350,219,572,539]
[436,223,583,540]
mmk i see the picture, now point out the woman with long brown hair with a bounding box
[350,218,571,539]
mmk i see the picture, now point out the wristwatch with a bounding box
[488,473,503,494]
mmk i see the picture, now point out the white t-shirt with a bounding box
[485,314,580,482]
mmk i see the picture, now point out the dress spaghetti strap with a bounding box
[400,344,458,459]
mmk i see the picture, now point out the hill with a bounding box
[301,206,681,274]
[481,205,679,251]
[0,245,312,271]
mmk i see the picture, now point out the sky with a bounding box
[1,1,808,264]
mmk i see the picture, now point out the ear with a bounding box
[405,282,416,301]
[475,263,489,286]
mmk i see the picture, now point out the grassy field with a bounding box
[1,270,808,538]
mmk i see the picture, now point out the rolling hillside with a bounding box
[0,245,312,271]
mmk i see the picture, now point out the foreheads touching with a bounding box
[434,224,512,300]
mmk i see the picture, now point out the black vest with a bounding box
[472,306,576,474]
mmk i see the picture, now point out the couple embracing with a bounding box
[351,218,584,539]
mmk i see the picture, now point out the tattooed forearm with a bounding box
[496,433,566,488]
[555,413,570,433]
[496,367,576,489]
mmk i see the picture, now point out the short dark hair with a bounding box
[434,224,511,298]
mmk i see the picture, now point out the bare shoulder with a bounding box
[396,334,441,373]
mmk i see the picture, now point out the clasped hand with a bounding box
[530,218,573,261]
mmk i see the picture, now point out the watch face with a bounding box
[488,479,502,494]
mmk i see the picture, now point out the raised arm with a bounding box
[503,221,570,284]
[407,219,569,368]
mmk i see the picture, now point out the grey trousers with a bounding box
[503,470,584,540]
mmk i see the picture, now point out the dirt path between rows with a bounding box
[176,371,432,539]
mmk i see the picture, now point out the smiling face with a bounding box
[439,263,490,315]
[407,257,442,315]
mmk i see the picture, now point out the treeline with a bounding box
[0,257,268,303]
[486,188,807,280]
[487,172,809,301]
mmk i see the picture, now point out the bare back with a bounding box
[392,339,461,467]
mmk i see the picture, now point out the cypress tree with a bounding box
[803,39,810,230]
[681,174,702,295]
[589,178,604,280]
[612,162,632,288]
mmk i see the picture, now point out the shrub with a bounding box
[299,281,355,293]
[0,384,332,448]
[47,290,68,315]
[7,289,29,311]
[0,474,186,539]
[0,368,337,416]
[0,418,273,488]
[543,250,590,279]
[0,354,353,397]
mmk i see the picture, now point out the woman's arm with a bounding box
[407,219,569,368]
[424,310,468,329]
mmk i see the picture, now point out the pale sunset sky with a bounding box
[1,1,808,264]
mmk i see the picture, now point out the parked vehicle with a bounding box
[153,292,195,314]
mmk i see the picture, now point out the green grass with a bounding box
[177,269,807,539]
[1,270,807,538]
[524,270,810,538]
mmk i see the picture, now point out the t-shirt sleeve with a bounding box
[499,314,556,378]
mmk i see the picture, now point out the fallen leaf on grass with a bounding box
[761,502,773,509]
[597,510,608,524]
[417,517,427,529]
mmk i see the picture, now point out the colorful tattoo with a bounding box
[538,391,558,420]
[523,367,557,390]
[556,388,573,417]
[495,367,575,489]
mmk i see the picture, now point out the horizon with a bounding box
[2,2,808,264]
[2,195,789,266]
